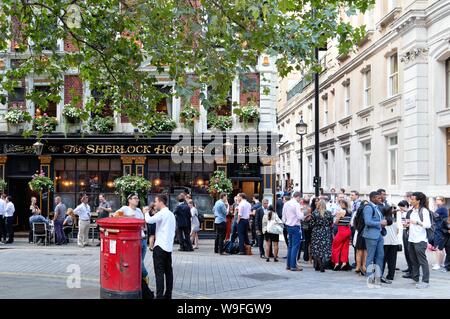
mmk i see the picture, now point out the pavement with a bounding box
[0,238,449,299]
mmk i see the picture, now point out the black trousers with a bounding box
[237,219,250,253]
[214,222,227,253]
[409,241,429,283]
[0,216,6,241]
[444,238,450,270]
[152,245,173,299]
[177,226,192,251]
[256,232,265,256]
[383,245,398,280]
[5,216,14,243]
[249,216,256,243]
[402,230,412,272]
[298,228,311,261]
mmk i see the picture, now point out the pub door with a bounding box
[8,178,36,231]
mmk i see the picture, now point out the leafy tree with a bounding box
[0,0,374,136]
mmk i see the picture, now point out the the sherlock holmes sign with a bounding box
[3,143,269,156]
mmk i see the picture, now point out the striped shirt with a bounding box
[336,210,352,226]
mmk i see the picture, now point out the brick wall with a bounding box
[64,75,83,106]
[64,35,78,52]
[240,73,260,106]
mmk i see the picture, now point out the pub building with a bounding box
[0,52,279,233]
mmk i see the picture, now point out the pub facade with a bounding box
[0,51,279,231]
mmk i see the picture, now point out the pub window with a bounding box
[91,88,114,117]
[208,86,232,116]
[155,85,172,116]
[54,158,121,210]
[33,86,57,117]
[8,87,25,103]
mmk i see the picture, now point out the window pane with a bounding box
[99,159,109,171]
[65,158,76,170]
[393,74,398,94]
[88,159,98,171]
[159,159,170,172]
[110,159,121,171]
[54,159,64,170]
[77,159,87,171]
[148,159,158,172]
[447,59,450,108]
[390,136,398,145]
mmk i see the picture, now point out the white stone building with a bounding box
[277,0,450,207]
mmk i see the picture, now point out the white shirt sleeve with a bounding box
[145,211,163,224]
[73,204,82,215]
[421,208,432,229]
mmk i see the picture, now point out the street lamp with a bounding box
[33,141,44,155]
[295,116,307,196]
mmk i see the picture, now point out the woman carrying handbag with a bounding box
[262,208,283,262]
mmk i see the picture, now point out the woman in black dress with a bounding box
[310,199,333,272]
[353,200,369,275]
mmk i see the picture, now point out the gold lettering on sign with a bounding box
[113,145,120,154]
[143,146,152,153]
[165,145,174,153]
[154,145,165,154]
[135,146,144,153]
[105,145,113,154]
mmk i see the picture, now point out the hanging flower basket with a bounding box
[114,175,152,205]
[208,170,233,196]
[0,179,7,192]
[233,104,259,128]
[29,171,54,192]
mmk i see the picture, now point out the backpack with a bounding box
[353,201,370,233]
[418,207,437,245]
[224,240,239,254]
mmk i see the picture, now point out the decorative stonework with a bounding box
[400,47,428,64]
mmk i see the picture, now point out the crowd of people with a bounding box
[211,187,450,289]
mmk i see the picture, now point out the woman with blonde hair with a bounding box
[30,197,40,215]
[63,208,76,242]
[310,200,333,272]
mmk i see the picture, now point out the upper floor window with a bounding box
[343,83,350,116]
[363,141,371,186]
[388,53,399,96]
[388,136,398,185]
[446,59,450,108]
[322,96,328,126]
[363,69,372,107]
[33,85,57,117]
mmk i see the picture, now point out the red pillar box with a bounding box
[97,217,145,299]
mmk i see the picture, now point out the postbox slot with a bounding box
[100,227,120,234]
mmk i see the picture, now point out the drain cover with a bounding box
[241,273,289,281]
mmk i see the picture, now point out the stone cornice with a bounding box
[319,122,336,134]
[338,115,352,126]
[379,94,402,108]
[377,116,402,127]
[356,105,374,118]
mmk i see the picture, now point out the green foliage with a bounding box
[180,104,201,129]
[0,0,374,137]
[207,113,232,131]
[114,175,152,205]
[89,116,114,134]
[208,170,233,196]
[233,103,259,127]
[138,113,177,135]
[4,108,32,124]
[32,115,58,135]
[0,179,7,192]
[29,171,54,192]
[62,104,89,122]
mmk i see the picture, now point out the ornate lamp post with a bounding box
[295,116,307,196]
[33,141,44,155]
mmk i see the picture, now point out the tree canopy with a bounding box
[0,0,374,136]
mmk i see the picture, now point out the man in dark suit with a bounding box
[173,193,193,251]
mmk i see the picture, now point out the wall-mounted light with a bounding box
[80,181,85,187]
[33,141,44,155]
[196,178,204,186]
[154,178,161,186]
[107,181,114,188]
[262,56,270,66]
[63,181,70,187]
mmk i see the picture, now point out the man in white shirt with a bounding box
[73,194,91,247]
[145,194,176,299]
[5,196,15,244]
[407,192,431,289]
[237,193,252,255]
[115,193,148,283]
[0,194,6,243]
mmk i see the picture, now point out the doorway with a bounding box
[8,178,36,231]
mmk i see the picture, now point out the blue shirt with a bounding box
[213,200,227,224]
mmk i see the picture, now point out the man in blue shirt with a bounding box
[213,192,229,255]
[363,191,388,286]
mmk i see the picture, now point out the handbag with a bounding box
[267,216,284,235]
